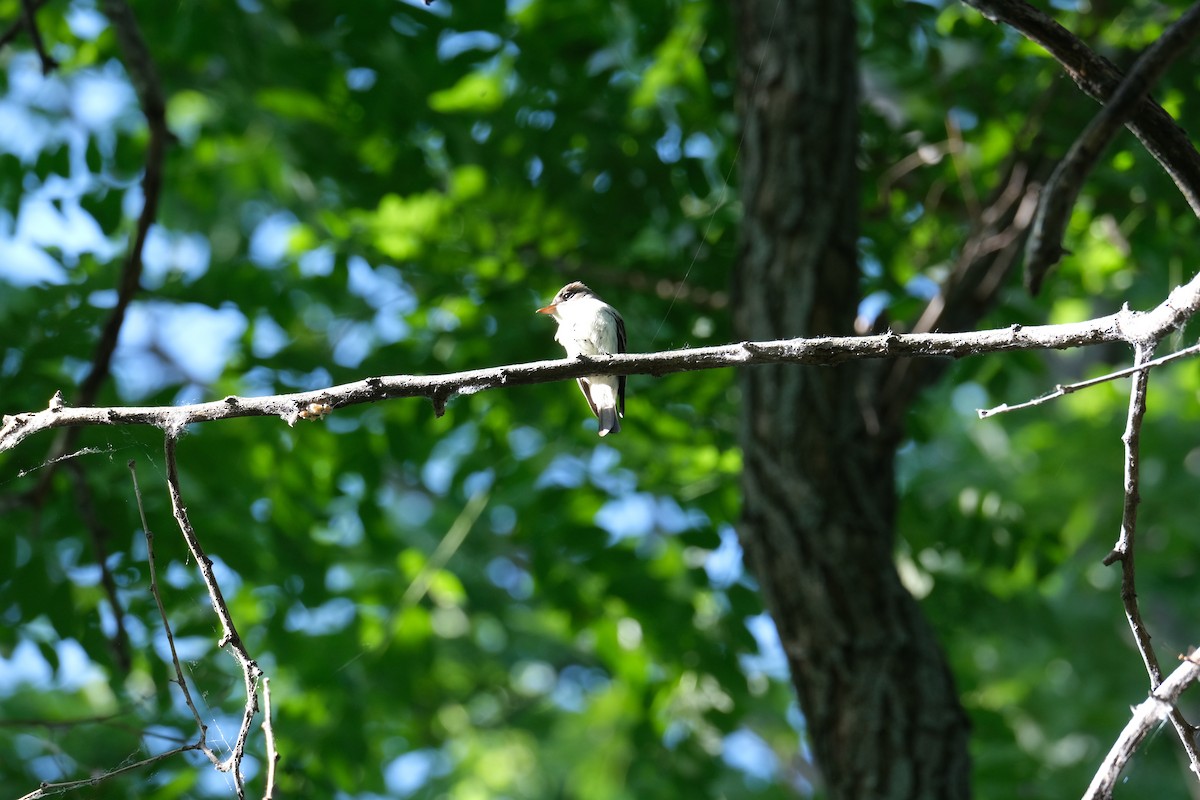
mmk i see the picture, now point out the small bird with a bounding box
[536,281,626,436]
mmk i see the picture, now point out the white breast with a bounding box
[553,296,620,357]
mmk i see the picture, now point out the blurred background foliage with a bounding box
[1,0,1200,797]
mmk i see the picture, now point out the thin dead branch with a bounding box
[128,459,221,768]
[164,433,264,799]
[978,340,1200,417]
[1102,345,1200,776]
[16,744,204,800]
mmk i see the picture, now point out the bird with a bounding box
[536,281,626,436]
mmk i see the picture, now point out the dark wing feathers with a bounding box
[576,377,600,419]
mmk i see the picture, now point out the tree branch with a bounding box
[978,340,1200,418]
[16,744,204,800]
[6,271,1200,454]
[129,459,221,768]
[962,0,1200,222]
[164,433,264,799]
[1083,652,1200,798]
[1101,345,1200,778]
[1025,2,1200,293]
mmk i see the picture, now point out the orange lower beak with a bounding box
[535,304,556,315]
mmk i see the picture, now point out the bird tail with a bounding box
[597,406,621,437]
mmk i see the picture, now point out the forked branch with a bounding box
[164,433,265,799]
[1083,653,1200,798]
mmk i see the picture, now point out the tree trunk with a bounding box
[731,2,972,798]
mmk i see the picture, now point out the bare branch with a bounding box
[978,340,1200,418]
[1083,653,1200,799]
[1098,345,1200,778]
[25,457,270,797]
[164,434,263,799]
[963,0,1200,221]
[7,270,1200,455]
[128,459,221,768]
[1026,3,1200,293]
[16,744,203,800]
[1104,343,1153,600]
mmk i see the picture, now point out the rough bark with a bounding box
[731,2,971,797]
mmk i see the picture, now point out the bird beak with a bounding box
[535,304,555,315]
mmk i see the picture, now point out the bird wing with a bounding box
[576,377,600,419]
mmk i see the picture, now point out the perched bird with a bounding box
[536,281,627,436]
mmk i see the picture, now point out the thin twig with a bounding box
[8,268,1200,454]
[261,678,278,800]
[13,445,114,479]
[164,433,263,799]
[978,339,1200,418]
[16,744,204,800]
[1026,2,1200,293]
[128,459,220,767]
[875,139,956,208]
[1106,345,1157,660]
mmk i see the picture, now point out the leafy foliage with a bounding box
[2,0,1200,798]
